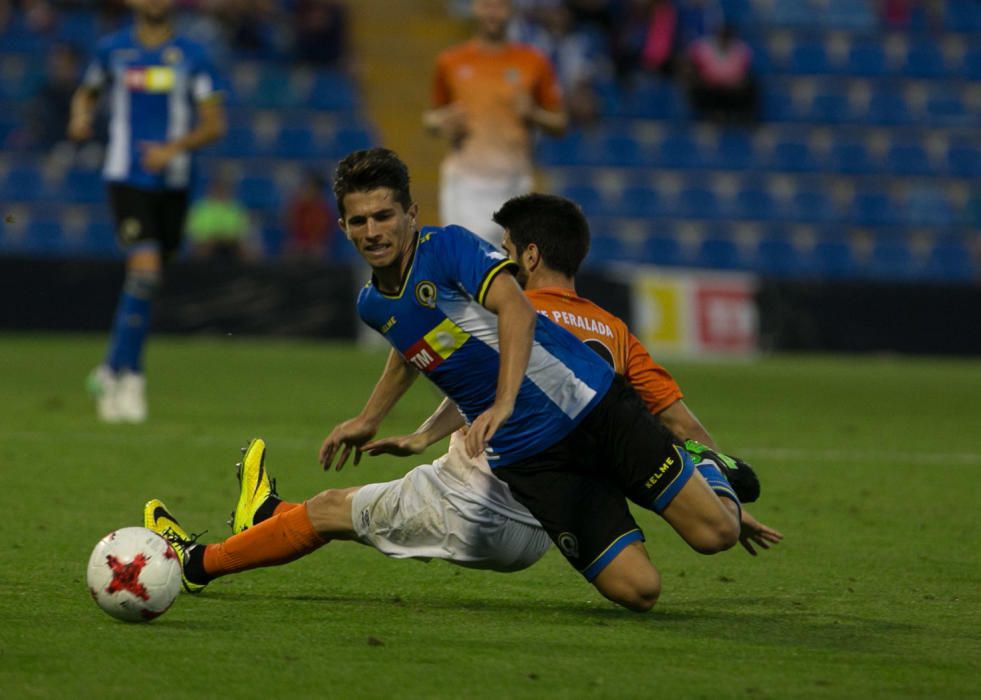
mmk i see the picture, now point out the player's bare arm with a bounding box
[67,85,99,141]
[141,97,227,172]
[465,272,537,457]
[514,91,568,136]
[657,399,718,449]
[422,103,468,142]
[362,397,466,457]
[320,348,419,470]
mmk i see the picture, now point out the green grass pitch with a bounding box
[1,334,979,699]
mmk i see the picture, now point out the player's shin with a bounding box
[195,505,327,582]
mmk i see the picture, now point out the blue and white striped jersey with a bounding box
[358,225,614,468]
[83,28,223,191]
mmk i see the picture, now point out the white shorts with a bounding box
[439,161,533,249]
[351,462,552,572]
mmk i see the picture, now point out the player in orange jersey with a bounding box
[423,0,568,247]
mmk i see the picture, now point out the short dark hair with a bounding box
[333,148,413,218]
[492,193,590,278]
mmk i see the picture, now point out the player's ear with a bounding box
[525,243,541,270]
[407,201,419,225]
[338,218,350,238]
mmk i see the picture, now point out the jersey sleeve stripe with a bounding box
[476,260,519,306]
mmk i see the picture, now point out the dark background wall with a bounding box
[2,258,979,356]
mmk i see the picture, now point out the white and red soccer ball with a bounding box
[86,526,181,622]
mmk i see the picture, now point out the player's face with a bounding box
[340,188,418,274]
[131,0,174,23]
[501,230,530,288]
[473,0,512,41]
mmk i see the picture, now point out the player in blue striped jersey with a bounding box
[69,0,226,423]
[320,149,745,611]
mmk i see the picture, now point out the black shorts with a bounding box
[494,375,695,580]
[108,183,189,258]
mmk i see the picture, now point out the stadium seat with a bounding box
[926,238,975,282]
[847,41,887,76]
[679,187,720,220]
[812,237,856,278]
[333,125,375,155]
[791,190,835,223]
[602,133,647,168]
[714,130,754,170]
[925,92,969,127]
[867,238,918,280]
[867,91,912,125]
[643,234,682,266]
[828,140,875,174]
[557,183,605,218]
[850,191,900,227]
[771,140,818,172]
[62,170,106,204]
[697,235,743,270]
[658,133,702,169]
[809,92,850,124]
[734,188,775,221]
[788,40,830,75]
[236,176,282,212]
[3,165,45,202]
[902,43,947,79]
[619,185,664,218]
[884,143,933,176]
[756,235,804,276]
[308,72,358,111]
[947,144,981,178]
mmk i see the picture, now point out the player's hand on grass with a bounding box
[361,432,429,458]
[738,509,783,556]
[464,402,513,458]
[140,142,181,172]
[320,416,377,471]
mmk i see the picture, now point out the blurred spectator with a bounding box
[27,42,81,149]
[187,176,259,261]
[424,0,567,247]
[683,23,758,124]
[677,0,722,47]
[524,3,602,126]
[612,0,679,81]
[294,0,348,66]
[285,170,338,260]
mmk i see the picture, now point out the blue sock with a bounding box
[105,275,156,373]
[697,462,741,518]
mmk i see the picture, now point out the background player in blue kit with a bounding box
[68,0,226,423]
[320,148,756,611]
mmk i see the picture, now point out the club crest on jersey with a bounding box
[163,47,183,65]
[557,532,579,559]
[404,318,470,372]
[124,66,175,92]
[415,280,437,309]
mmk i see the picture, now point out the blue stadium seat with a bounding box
[3,165,45,202]
[867,238,918,280]
[809,91,850,123]
[308,73,358,111]
[902,43,947,79]
[85,219,120,257]
[965,47,981,81]
[24,219,63,255]
[236,176,281,212]
[791,190,835,223]
[926,238,975,281]
[586,232,640,265]
[756,235,804,276]
[945,2,981,32]
[885,143,932,176]
[619,185,664,218]
[275,126,317,159]
[734,188,775,221]
[62,170,106,204]
[828,140,875,174]
[761,90,797,122]
[788,40,830,75]
[847,41,887,77]
[602,133,647,168]
[906,186,953,227]
[947,144,981,178]
[813,237,856,278]
[697,236,742,270]
[679,187,720,219]
[536,132,583,167]
[925,91,969,126]
[217,127,259,157]
[771,140,818,172]
[850,192,900,227]
[867,91,912,125]
[333,125,375,155]
[558,184,605,218]
[714,131,754,170]
[658,133,702,169]
[643,234,682,266]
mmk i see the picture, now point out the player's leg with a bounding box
[586,376,741,554]
[495,451,658,612]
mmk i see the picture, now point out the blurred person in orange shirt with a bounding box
[424,0,568,248]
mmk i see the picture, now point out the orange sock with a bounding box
[202,503,326,578]
[273,500,300,516]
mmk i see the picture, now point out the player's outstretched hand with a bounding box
[739,509,783,556]
[361,432,429,458]
[320,416,377,471]
[464,402,513,458]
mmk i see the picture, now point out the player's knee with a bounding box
[595,568,661,613]
[305,487,357,537]
[689,511,740,555]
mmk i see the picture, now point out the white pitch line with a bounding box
[736,447,981,465]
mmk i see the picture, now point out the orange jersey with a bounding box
[432,40,563,176]
[526,287,683,415]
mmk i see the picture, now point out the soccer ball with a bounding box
[86,526,182,622]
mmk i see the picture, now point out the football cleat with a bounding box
[143,499,207,594]
[684,439,761,503]
[87,365,122,423]
[116,371,147,424]
[230,438,278,534]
